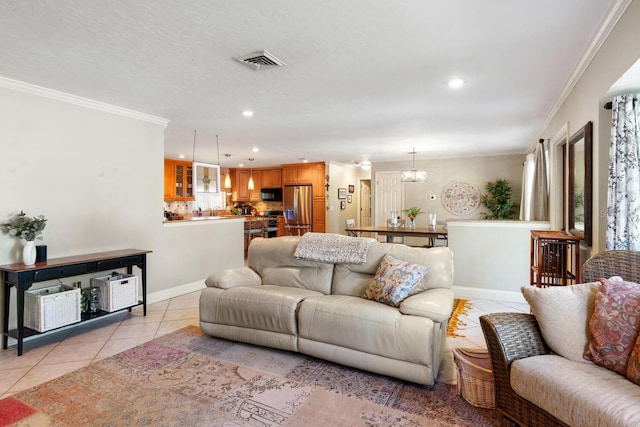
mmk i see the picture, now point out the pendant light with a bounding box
[401,148,428,182]
[247,158,255,190]
[223,154,232,189]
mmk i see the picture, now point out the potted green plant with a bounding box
[480,178,517,219]
[202,177,211,192]
[1,210,47,265]
[403,206,422,228]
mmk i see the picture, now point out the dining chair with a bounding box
[345,219,357,237]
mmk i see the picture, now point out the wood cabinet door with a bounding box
[236,170,250,201]
[297,165,313,184]
[164,160,176,200]
[283,167,297,185]
[310,163,326,197]
[262,169,282,188]
[312,197,326,232]
[249,171,262,201]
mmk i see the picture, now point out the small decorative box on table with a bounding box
[24,285,81,332]
[91,273,139,312]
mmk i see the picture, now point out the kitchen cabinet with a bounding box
[261,168,282,188]
[282,162,326,232]
[164,159,194,201]
[234,170,262,202]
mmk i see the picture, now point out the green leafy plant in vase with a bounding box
[1,210,47,265]
[202,177,211,192]
[403,206,422,228]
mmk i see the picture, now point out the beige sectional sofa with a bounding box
[199,235,454,386]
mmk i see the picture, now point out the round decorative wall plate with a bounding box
[441,180,481,216]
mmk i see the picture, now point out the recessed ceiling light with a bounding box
[300,158,308,163]
[242,110,254,117]
[252,147,259,153]
[361,160,371,170]
[178,154,185,159]
[448,78,465,88]
[239,163,245,167]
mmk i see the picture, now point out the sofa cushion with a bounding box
[205,267,262,289]
[297,295,434,366]
[585,278,640,375]
[199,285,323,336]
[511,354,640,427]
[521,282,599,363]
[248,237,334,294]
[363,254,428,307]
[332,245,453,297]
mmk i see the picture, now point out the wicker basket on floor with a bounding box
[453,347,495,409]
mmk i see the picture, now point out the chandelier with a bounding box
[401,148,427,182]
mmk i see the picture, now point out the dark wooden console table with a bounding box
[1,249,151,356]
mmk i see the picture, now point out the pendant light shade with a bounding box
[401,148,427,182]
[247,171,255,190]
[223,154,232,189]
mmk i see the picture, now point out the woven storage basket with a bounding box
[24,285,81,332]
[453,347,495,409]
[91,273,138,312]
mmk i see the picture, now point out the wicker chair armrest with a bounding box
[480,313,549,398]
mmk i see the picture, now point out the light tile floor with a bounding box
[0,291,528,398]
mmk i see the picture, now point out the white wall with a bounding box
[0,83,244,331]
[371,154,525,224]
[326,161,370,234]
[537,1,640,255]
[448,220,550,302]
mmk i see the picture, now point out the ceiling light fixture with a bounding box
[401,148,427,182]
[360,160,371,170]
[252,147,259,153]
[224,154,232,189]
[448,78,465,88]
[242,110,254,117]
[247,158,255,190]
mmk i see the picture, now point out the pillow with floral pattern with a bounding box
[584,277,640,375]
[363,254,428,307]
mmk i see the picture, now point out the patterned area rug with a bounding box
[1,326,499,426]
[448,298,472,337]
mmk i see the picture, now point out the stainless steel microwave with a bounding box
[260,188,282,201]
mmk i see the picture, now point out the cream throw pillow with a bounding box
[521,282,600,363]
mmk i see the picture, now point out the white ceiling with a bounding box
[0,0,627,168]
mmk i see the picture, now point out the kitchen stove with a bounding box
[264,210,283,238]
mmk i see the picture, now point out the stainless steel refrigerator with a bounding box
[283,185,312,233]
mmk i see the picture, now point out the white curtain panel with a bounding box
[520,142,549,221]
[607,94,640,250]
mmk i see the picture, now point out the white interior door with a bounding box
[360,179,371,227]
[375,171,402,226]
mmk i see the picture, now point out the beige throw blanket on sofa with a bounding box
[294,232,377,264]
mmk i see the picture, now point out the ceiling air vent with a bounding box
[233,50,285,71]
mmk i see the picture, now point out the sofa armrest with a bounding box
[399,288,454,322]
[204,267,262,289]
[480,313,555,425]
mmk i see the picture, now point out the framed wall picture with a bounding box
[338,188,347,199]
[347,195,353,203]
[348,185,355,193]
[340,201,346,210]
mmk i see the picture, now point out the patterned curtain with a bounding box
[607,94,640,250]
[520,142,548,221]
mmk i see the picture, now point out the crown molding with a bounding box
[529,0,633,152]
[0,76,169,128]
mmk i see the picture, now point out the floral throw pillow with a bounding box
[363,254,428,307]
[584,278,640,375]
[627,335,640,384]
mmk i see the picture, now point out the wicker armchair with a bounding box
[481,250,640,427]
[581,250,640,283]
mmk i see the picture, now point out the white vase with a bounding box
[23,241,36,266]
